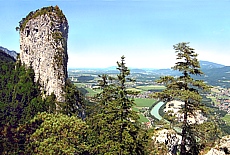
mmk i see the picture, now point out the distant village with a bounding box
[210,87,230,114]
[69,69,230,115]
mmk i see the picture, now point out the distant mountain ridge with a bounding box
[0,46,18,60]
[127,60,226,75]
[69,60,226,73]
[199,60,225,69]
[1,46,228,87]
[130,61,229,88]
[0,50,16,62]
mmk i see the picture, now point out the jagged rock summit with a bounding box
[19,6,68,102]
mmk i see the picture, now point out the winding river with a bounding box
[150,101,164,120]
[150,101,181,133]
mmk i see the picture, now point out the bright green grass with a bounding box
[136,85,166,91]
[133,98,156,123]
[127,88,142,92]
[132,107,149,122]
[132,107,139,112]
[74,83,86,88]
[85,88,101,97]
[222,114,230,126]
[207,96,219,105]
[138,114,149,123]
[134,98,156,107]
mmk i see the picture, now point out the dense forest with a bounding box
[0,51,88,154]
[0,52,150,154]
[0,43,230,154]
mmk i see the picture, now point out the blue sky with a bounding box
[0,0,230,68]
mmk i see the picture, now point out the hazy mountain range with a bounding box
[0,46,18,60]
[1,46,229,87]
[1,45,225,71]
[130,61,230,87]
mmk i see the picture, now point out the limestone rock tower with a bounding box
[19,6,68,102]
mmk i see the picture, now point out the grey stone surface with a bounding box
[206,135,230,155]
[20,9,68,102]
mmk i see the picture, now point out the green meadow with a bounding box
[74,83,87,88]
[133,98,157,123]
[222,114,230,126]
[136,85,166,91]
[127,88,142,92]
[85,88,102,97]
[138,114,149,123]
[134,98,156,107]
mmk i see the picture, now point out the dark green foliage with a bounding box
[154,42,215,155]
[60,79,86,119]
[0,60,49,154]
[86,56,148,155]
[44,92,57,113]
[201,95,229,135]
[0,61,15,103]
[52,31,64,42]
[0,55,89,154]
[26,112,88,154]
[0,62,47,126]
[219,122,230,135]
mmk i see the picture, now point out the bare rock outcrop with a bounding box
[19,6,68,102]
[206,135,230,155]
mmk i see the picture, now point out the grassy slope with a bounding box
[136,85,165,91]
[133,98,157,123]
[134,98,156,107]
[222,114,230,126]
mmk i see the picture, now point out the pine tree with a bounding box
[0,61,48,154]
[86,56,148,155]
[60,79,86,119]
[154,42,211,155]
[26,112,88,154]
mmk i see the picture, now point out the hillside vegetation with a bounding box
[1,4,229,154]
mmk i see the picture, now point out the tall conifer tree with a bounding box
[61,79,86,119]
[87,56,148,155]
[154,42,211,155]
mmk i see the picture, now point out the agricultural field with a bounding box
[74,83,86,88]
[138,114,149,123]
[207,96,219,105]
[222,114,230,126]
[69,68,230,128]
[211,87,222,93]
[74,78,160,123]
[84,88,101,97]
[134,98,156,107]
[127,88,142,92]
[136,85,165,91]
[133,98,157,123]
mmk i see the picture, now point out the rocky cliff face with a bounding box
[19,6,68,102]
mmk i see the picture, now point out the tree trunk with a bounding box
[180,101,188,155]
